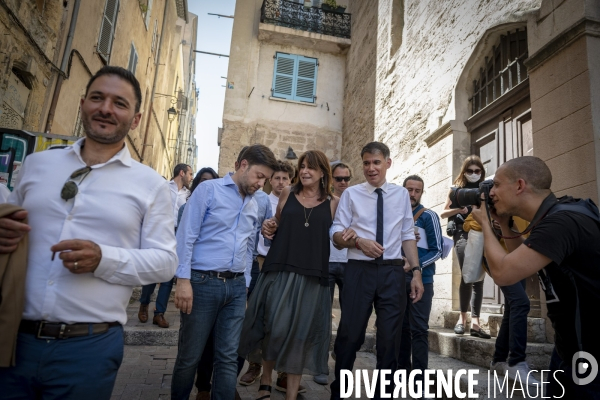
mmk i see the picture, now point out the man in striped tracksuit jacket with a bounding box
[398,175,444,394]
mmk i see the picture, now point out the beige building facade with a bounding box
[0,0,197,178]
[218,0,350,173]
[222,0,600,349]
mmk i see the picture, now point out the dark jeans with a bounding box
[493,279,529,366]
[455,233,483,318]
[194,261,259,391]
[398,281,434,376]
[0,326,123,400]
[171,271,246,400]
[140,277,174,315]
[329,262,345,309]
[331,260,406,400]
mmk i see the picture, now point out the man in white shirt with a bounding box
[0,66,177,400]
[138,163,192,328]
[329,142,424,400]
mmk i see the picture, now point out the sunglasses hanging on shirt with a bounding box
[61,166,92,201]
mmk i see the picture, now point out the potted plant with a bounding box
[321,0,336,12]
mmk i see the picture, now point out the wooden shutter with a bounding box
[295,55,317,103]
[97,0,119,62]
[272,53,296,100]
[128,43,138,74]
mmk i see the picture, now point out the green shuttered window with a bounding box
[272,53,317,103]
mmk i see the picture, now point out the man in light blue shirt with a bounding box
[171,144,278,400]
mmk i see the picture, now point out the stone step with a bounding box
[443,310,547,344]
[123,298,376,350]
[429,327,553,371]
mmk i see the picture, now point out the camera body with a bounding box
[449,179,494,209]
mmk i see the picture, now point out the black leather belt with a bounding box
[19,320,120,340]
[351,259,405,266]
[195,270,244,279]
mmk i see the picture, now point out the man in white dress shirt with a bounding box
[0,66,177,400]
[138,163,192,328]
[329,142,423,400]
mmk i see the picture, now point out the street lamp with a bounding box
[167,107,178,122]
[285,146,297,160]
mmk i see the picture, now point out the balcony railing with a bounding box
[261,0,351,39]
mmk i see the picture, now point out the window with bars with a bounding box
[128,43,139,75]
[272,53,318,103]
[470,29,528,115]
[73,107,85,137]
[97,0,119,63]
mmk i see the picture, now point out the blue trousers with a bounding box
[493,279,529,366]
[140,277,174,315]
[328,262,345,309]
[398,281,434,374]
[171,270,246,400]
[0,326,123,400]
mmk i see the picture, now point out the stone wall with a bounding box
[0,0,63,131]
[340,0,379,182]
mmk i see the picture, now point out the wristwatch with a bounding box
[411,265,422,273]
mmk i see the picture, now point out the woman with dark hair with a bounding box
[441,155,491,339]
[188,167,218,196]
[238,150,339,400]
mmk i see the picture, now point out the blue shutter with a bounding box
[272,53,296,100]
[294,56,317,103]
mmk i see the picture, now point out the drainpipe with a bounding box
[141,0,170,161]
[44,0,81,133]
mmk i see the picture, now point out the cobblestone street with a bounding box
[111,346,377,400]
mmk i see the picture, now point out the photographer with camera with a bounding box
[441,155,490,339]
[470,156,600,397]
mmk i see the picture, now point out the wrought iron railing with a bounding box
[261,0,351,39]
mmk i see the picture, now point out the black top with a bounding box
[524,194,600,362]
[262,193,332,286]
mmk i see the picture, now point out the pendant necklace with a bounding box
[303,206,314,227]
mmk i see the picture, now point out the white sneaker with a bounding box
[505,361,540,386]
[490,360,507,375]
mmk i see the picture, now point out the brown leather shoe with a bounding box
[274,372,306,393]
[152,313,169,328]
[239,362,262,385]
[138,303,149,323]
[195,391,210,400]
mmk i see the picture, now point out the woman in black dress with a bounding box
[238,150,339,400]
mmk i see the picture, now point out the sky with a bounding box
[188,0,236,172]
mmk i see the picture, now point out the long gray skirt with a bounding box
[238,271,331,376]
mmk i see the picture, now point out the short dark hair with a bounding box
[273,160,295,179]
[239,144,278,171]
[85,66,142,113]
[501,156,552,192]
[361,142,390,159]
[190,167,218,194]
[403,175,424,188]
[331,162,353,177]
[236,146,250,166]
[173,163,191,179]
